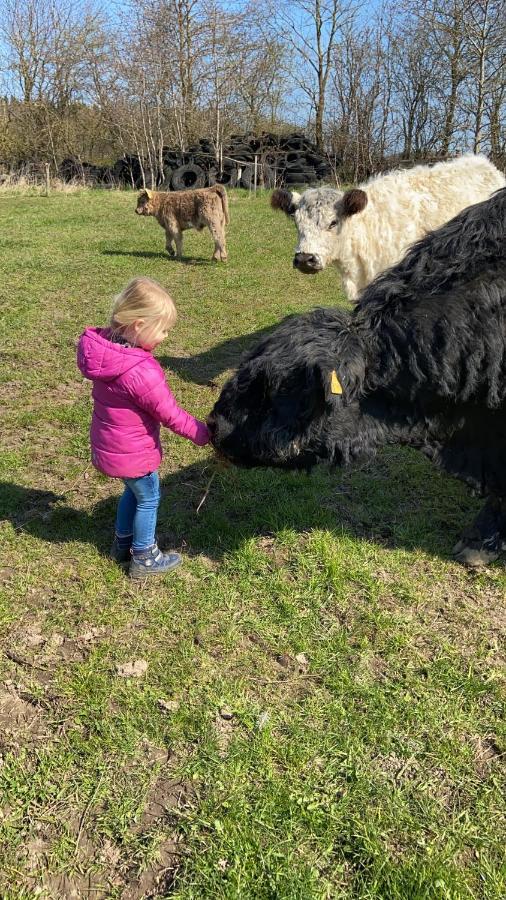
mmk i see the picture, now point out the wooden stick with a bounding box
[196,472,216,514]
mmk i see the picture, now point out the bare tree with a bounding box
[281,0,357,151]
[232,4,288,131]
[390,10,443,159]
[1,0,104,105]
[329,9,395,180]
[464,0,505,153]
[0,0,53,101]
[415,0,473,154]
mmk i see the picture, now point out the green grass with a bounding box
[0,188,505,899]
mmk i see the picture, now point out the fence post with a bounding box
[45,163,51,196]
[253,154,258,194]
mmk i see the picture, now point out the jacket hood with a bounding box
[77,327,150,382]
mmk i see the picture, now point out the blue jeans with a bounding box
[115,471,160,552]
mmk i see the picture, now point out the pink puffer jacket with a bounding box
[77,327,209,478]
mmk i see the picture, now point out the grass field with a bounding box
[0,187,505,900]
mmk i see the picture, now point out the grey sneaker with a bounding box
[110,534,133,564]
[129,543,183,580]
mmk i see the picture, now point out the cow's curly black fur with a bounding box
[210,188,506,559]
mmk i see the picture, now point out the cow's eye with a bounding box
[328,220,338,230]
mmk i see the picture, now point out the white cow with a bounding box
[271,155,506,301]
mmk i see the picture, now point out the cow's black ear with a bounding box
[271,189,300,217]
[341,188,368,217]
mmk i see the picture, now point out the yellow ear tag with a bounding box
[330,370,343,394]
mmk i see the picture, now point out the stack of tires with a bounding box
[60,132,336,189]
[279,133,333,185]
[59,157,116,186]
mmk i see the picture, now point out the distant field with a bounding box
[0,188,504,899]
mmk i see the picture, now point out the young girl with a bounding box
[77,276,210,579]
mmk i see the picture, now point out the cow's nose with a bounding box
[293,252,322,274]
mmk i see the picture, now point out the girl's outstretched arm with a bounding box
[126,362,210,445]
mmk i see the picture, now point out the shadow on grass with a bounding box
[102,249,212,265]
[0,451,479,564]
[159,324,276,386]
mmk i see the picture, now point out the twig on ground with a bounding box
[62,463,92,495]
[75,772,104,856]
[4,649,48,671]
[196,472,216,514]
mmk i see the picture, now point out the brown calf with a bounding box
[135,185,230,261]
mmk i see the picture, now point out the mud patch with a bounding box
[214,709,236,758]
[0,683,50,751]
[121,775,191,899]
[7,623,108,667]
[469,734,503,775]
[15,771,192,899]
[372,751,455,809]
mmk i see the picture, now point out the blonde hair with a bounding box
[110,277,177,346]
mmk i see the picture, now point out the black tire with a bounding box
[263,151,284,166]
[239,164,257,189]
[240,163,275,189]
[206,168,218,186]
[285,151,305,164]
[305,153,324,166]
[216,168,238,187]
[113,156,143,187]
[170,163,206,191]
[260,132,279,148]
[160,167,173,189]
[59,157,78,179]
[284,169,317,185]
[189,154,213,169]
[227,142,253,155]
[316,163,332,178]
[284,165,316,176]
[284,157,311,170]
[281,138,305,151]
[226,151,255,164]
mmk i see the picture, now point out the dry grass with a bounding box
[0,172,96,194]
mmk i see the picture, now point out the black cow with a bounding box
[209,188,506,566]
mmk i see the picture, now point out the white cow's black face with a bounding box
[271,186,368,274]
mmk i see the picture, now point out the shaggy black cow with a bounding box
[209,188,506,566]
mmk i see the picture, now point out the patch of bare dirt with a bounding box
[355,652,388,685]
[468,733,503,775]
[116,659,149,679]
[372,751,455,809]
[121,775,191,899]
[0,567,16,584]
[6,623,108,667]
[0,683,51,752]
[257,536,291,568]
[39,866,110,900]
[14,766,192,899]
[214,708,236,758]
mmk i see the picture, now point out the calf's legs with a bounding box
[164,227,183,258]
[208,219,227,261]
[165,232,176,257]
[174,231,183,258]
